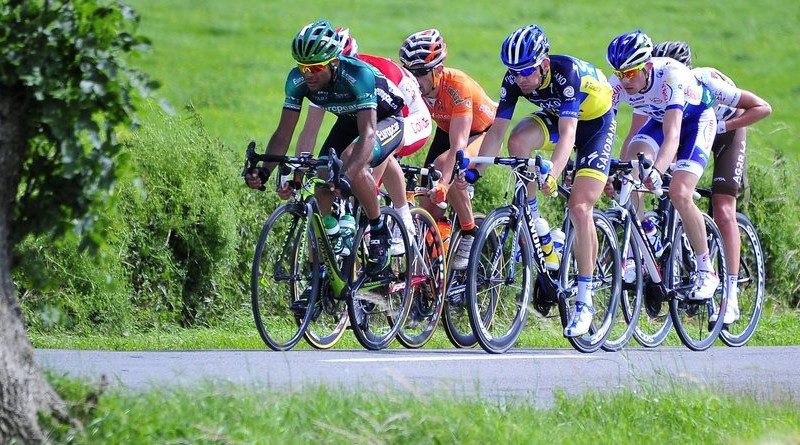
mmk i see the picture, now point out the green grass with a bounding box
[31,308,800,351]
[46,375,800,444]
[126,0,798,161]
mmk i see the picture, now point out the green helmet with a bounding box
[291,20,341,64]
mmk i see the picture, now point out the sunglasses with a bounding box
[408,67,433,78]
[512,66,537,77]
[612,63,645,80]
[297,57,335,74]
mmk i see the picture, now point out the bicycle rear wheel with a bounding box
[251,203,317,351]
[602,209,643,352]
[467,207,531,354]
[347,206,413,350]
[396,207,446,349]
[560,211,621,353]
[669,213,727,351]
[719,213,765,347]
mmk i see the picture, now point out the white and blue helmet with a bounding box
[500,25,550,71]
[607,30,653,70]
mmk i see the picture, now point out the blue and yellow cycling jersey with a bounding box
[283,56,404,120]
[496,55,612,121]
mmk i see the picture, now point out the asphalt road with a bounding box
[37,346,800,406]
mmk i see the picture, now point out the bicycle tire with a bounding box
[251,203,318,351]
[396,206,446,348]
[602,209,643,352]
[346,206,413,350]
[719,213,765,347]
[467,207,532,354]
[669,213,727,351]
[560,210,621,353]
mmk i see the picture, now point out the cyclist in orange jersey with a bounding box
[399,28,498,270]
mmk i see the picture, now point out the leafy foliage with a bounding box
[0,0,156,249]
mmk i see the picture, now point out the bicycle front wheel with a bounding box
[719,213,765,347]
[251,203,318,351]
[560,210,621,353]
[347,206,413,350]
[396,206,446,349]
[602,209,643,352]
[467,207,532,354]
[668,213,727,351]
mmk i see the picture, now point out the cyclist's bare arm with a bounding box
[725,90,772,132]
[474,117,511,174]
[439,114,473,184]
[655,108,682,173]
[296,105,326,155]
[246,108,300,189]
[549,116,578,179]
[620,113,648,160]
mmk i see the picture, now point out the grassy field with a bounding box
[46,375,800,444]
[127,0,799,163]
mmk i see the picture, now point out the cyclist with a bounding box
[653,40,772,324]
[472,24,617,337]
[244,19,406,273]
[607,30,720,301]
[398,28,497,270]
[295,27,434,254]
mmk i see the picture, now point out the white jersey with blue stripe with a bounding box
[692,67,741,123]
[611,57,713,122]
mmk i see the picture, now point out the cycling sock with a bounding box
[460,220,476,233]
[369,218,386,235]
[527,197,540,220]
[727,274,738,299]
[462,227,478,238]
[576,275,593,305]
[697,251,713,272]
[394,203,415,235]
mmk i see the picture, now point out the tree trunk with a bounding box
[0,87,68,443]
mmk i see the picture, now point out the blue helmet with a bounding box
[607,30,653,71]
[500,25,550,71]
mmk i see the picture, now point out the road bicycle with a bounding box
[246,142,413,350]
[604,154,729,351]
[457,151,621,354]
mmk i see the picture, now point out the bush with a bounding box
[740,149,800,308]
[16,106,272,332]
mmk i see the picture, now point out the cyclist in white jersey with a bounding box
[607,30,720,300]
[653,41,772,324]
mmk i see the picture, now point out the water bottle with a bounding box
[641,217,664,258]
[339,212,356,257]
[535,218,559,271]
[323,214,344,256]
[550,228,566,257]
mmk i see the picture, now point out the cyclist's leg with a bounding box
[419,127,450,220]
[711,125,747,319]
[316,118,357,216]
[671,109,718,298]
[711,126,747,276]
[627,119,663,221]
[507,111,553,200]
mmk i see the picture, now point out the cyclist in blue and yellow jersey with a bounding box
[607,30,720,302]
[244,19,406,273]
[473,24,617,337]
[652,40,772,325]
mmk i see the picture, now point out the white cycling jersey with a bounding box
[611,57,713,121]
[692,67,741,124]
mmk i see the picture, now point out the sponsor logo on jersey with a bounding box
[553,71,567,86]
[376,120,401,142]
[563,86,575,98]
[500,87,507,99]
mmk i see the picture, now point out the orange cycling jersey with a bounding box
[425,67,497,134]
